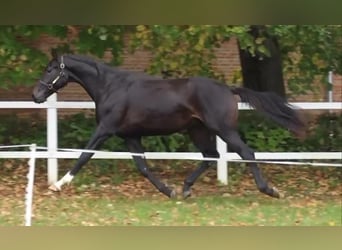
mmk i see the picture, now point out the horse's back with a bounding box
[188,76,236,107]
[131,76,237,115]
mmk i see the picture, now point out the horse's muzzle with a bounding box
[32,94,46,104]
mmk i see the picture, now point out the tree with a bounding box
[0,25,65,88]
[268,25,342,94]
[130,25,342,96]
[238,25,286,97]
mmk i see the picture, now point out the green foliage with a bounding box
[129,25,342,94]
[238,112,342,152]
[268,25,342,94]
[58,113,126,151]
[142,133,195,152]
[129,25,250,80]
[303,113,342,151]
[0,25,127,88]
[238,112,303,152]
[0,26,55,88]
[0,113,340,153]
[74,25,126,65]
[0,114,46,147]
[58,113,96,148]
[58,113,193,152]
[0,25,341,95]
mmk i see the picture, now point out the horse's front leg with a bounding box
[125,137,176,198]
[49,124,111,191]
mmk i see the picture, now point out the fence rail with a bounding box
[0,100,341,109]
[1,94,341,185]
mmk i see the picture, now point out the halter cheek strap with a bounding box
[40,56,66,92]
[60,55,65,70]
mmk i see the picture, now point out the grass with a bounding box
[0,194,340,226]
[0,159,341,226]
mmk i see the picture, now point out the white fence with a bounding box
[0,93,341,185]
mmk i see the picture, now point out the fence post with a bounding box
[216,136,228,185]
[47,94,58,184]
[25,143,36,226]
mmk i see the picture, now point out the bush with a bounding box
[303,113,342,151]
[239,112,342,152]
[57,113,193,152]
[0,114,46,147]
[238,112,303,151]
[0,112,340,153]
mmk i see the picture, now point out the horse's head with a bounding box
[32,51,69,103]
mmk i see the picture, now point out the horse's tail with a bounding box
[231,87,307,138]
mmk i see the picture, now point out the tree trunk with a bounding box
[238,25,286,98]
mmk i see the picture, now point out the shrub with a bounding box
[0,112,340,153]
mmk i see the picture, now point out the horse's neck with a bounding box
[66,56,104,103]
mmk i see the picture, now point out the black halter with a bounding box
[40,56,66,93]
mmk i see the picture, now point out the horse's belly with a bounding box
[117,113,195,137]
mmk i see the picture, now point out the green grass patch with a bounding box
[0,195,340,226]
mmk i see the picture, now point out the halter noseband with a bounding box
[40,56,66,93]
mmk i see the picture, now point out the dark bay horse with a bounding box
[32,53,306,199]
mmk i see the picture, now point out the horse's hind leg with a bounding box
[125,137,176,198]
[183,124,219,199]
[219,129,281,198]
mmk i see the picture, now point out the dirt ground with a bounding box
[1,159,341,202]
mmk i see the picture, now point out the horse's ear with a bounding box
[51,48,58,59]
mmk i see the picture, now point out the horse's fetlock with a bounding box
[258,184,269,194]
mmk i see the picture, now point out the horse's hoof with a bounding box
[272,187,283,199]
[183,190,192,199]
[48,184,61,192]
